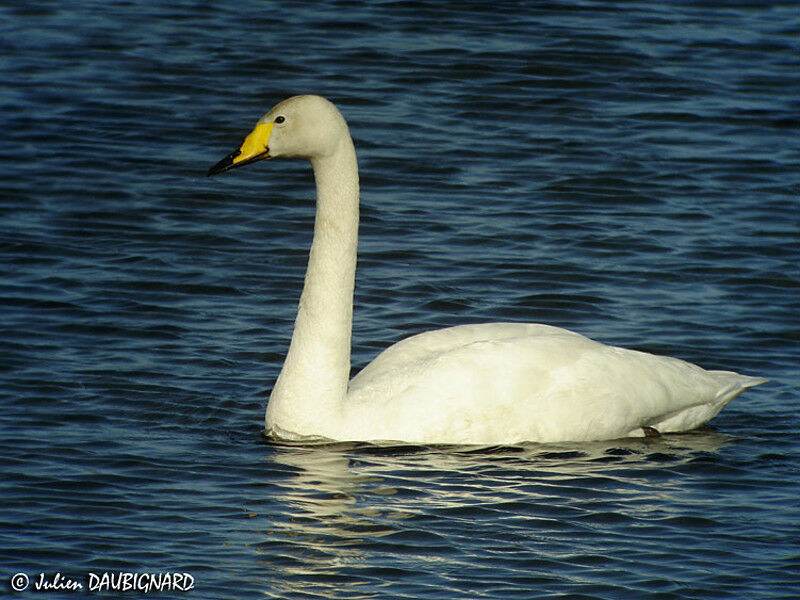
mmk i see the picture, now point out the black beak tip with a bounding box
[207,152,237,177]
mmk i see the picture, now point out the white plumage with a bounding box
[208,94,765,445]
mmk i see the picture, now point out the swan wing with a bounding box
[343,323,764,444]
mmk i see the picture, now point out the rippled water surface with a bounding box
[2,1,799,598]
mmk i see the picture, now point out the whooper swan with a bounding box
[207,94,765,445]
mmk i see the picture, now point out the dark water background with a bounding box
[2,1,799,598]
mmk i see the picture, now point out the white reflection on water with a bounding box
[256,433,729,598]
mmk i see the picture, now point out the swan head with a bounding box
[207,95,349,176]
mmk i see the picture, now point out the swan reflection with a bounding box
[255,433,728,598]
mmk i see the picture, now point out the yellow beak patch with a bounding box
[233,122,274,165]
[207,121,275,176]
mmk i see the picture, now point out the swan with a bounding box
[207,94,766,445]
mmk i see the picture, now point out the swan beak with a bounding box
[207,122,274,176]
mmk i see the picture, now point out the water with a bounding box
[1,1,798,598]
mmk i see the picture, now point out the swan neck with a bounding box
[266,137,359,438]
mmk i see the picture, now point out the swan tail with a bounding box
[638,371,767,436]
[709,371,768,401]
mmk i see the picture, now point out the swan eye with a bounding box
[274,116,285,124]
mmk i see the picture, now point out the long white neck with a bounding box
[265,137,359,439]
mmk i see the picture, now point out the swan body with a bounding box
[208,94,765,445]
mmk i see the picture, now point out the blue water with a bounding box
[2,1,799,598]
